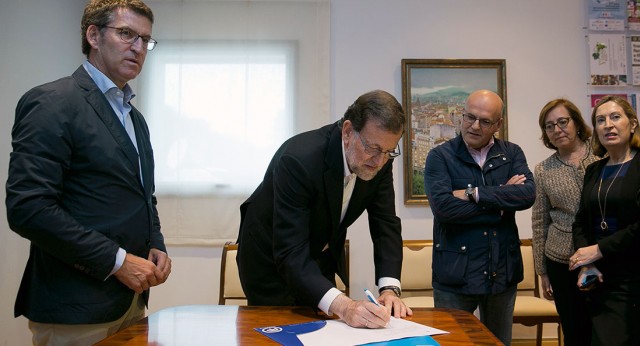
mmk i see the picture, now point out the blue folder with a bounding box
[359,335,439,345]
[255,320,327,346]
[255,320,439,346]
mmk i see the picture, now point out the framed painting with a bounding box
[401,59,507,205]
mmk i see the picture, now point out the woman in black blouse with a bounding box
[569,95,640,346]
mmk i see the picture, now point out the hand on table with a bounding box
[378,290,413,318]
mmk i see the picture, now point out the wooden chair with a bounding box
[397,239,561,345]
[218,241,349,305]
[219,242,247,305]
[399,240,434,308]
[338,240,350,296]
[513,239,561,346]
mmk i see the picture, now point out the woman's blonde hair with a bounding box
[590,95,640,157]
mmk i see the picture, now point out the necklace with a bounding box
[597,161,627,231]
[559,141,587,167]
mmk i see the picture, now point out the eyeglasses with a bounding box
[355,131,401,158]
[103,26,157,51]
[461,113,499,129]
[544,117,571,132]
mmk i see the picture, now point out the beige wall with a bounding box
[0,1,86,344]
[1,0,591,343]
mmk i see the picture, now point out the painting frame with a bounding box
[401,59,507,205]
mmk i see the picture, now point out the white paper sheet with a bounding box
[296,317,448,346]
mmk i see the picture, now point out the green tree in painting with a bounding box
[413,172,425,196]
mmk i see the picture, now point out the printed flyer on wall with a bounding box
[588,0,626,31]
[631,36,640,84]
[629,0,640,31]
[591,94,628,109]
[588,34,628,85]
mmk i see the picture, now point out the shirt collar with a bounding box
[464,136,495,154]
[341,140,355,179]
[82,60,135,101]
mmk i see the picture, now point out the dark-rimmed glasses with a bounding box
[462,113,499,130]
[103,26,157,51]
[544,117,571,132]
[355,131,401,158]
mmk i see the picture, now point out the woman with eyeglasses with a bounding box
[532,99,598,345]
[568,95,640,345]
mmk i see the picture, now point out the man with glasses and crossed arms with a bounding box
[237,90,413,329]
[424,90,535,345]
[6,1,170,344]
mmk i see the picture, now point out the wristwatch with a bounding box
[378,285,401,297]
[465,184,476,202]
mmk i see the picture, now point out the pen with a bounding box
[364,288,381,307]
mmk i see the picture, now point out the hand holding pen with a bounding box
[327,290,390,329]
[363,289,390,328]
[364,288,382,307]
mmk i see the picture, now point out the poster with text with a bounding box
[589,34,628,85]
[589,0,626,30]
[629,0,640,30]
[632,36,640,84]
[630,94,640,114]
[591,93,628,108]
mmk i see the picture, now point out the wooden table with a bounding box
[96,305,503,345]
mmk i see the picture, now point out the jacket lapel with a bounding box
[324,124,345,237]
[73,67,142,186]
[130,108,152,195]
[342,177,366,225]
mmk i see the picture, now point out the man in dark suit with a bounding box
[5,1,171,344]
[237,90,412,328]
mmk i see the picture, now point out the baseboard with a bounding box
[512,339,560,346]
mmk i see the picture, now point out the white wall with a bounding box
[331,1,588,339]
[0,0,588,344]
[0,1,86,344]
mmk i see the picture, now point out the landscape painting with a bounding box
[401,59,507,205]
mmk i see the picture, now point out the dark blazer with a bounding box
[236,121,402,307]
[6,66,166,324]
[573,153,640,279]
[572,152,640,346]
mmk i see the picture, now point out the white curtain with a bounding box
[137,0,330,245]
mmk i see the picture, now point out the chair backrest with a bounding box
[401,240,433,297]
[219,240,350,305]
[219,242,247,305]
[517,239,541,298]
[336,240,349,296]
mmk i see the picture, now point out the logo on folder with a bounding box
[256,320,327,345]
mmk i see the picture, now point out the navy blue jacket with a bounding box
[424,135,535,294]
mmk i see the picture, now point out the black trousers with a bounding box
[585,277,640,346]
[545,257,592,346]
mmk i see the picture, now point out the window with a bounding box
[134,0,329,244]
[140,41,295,195]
